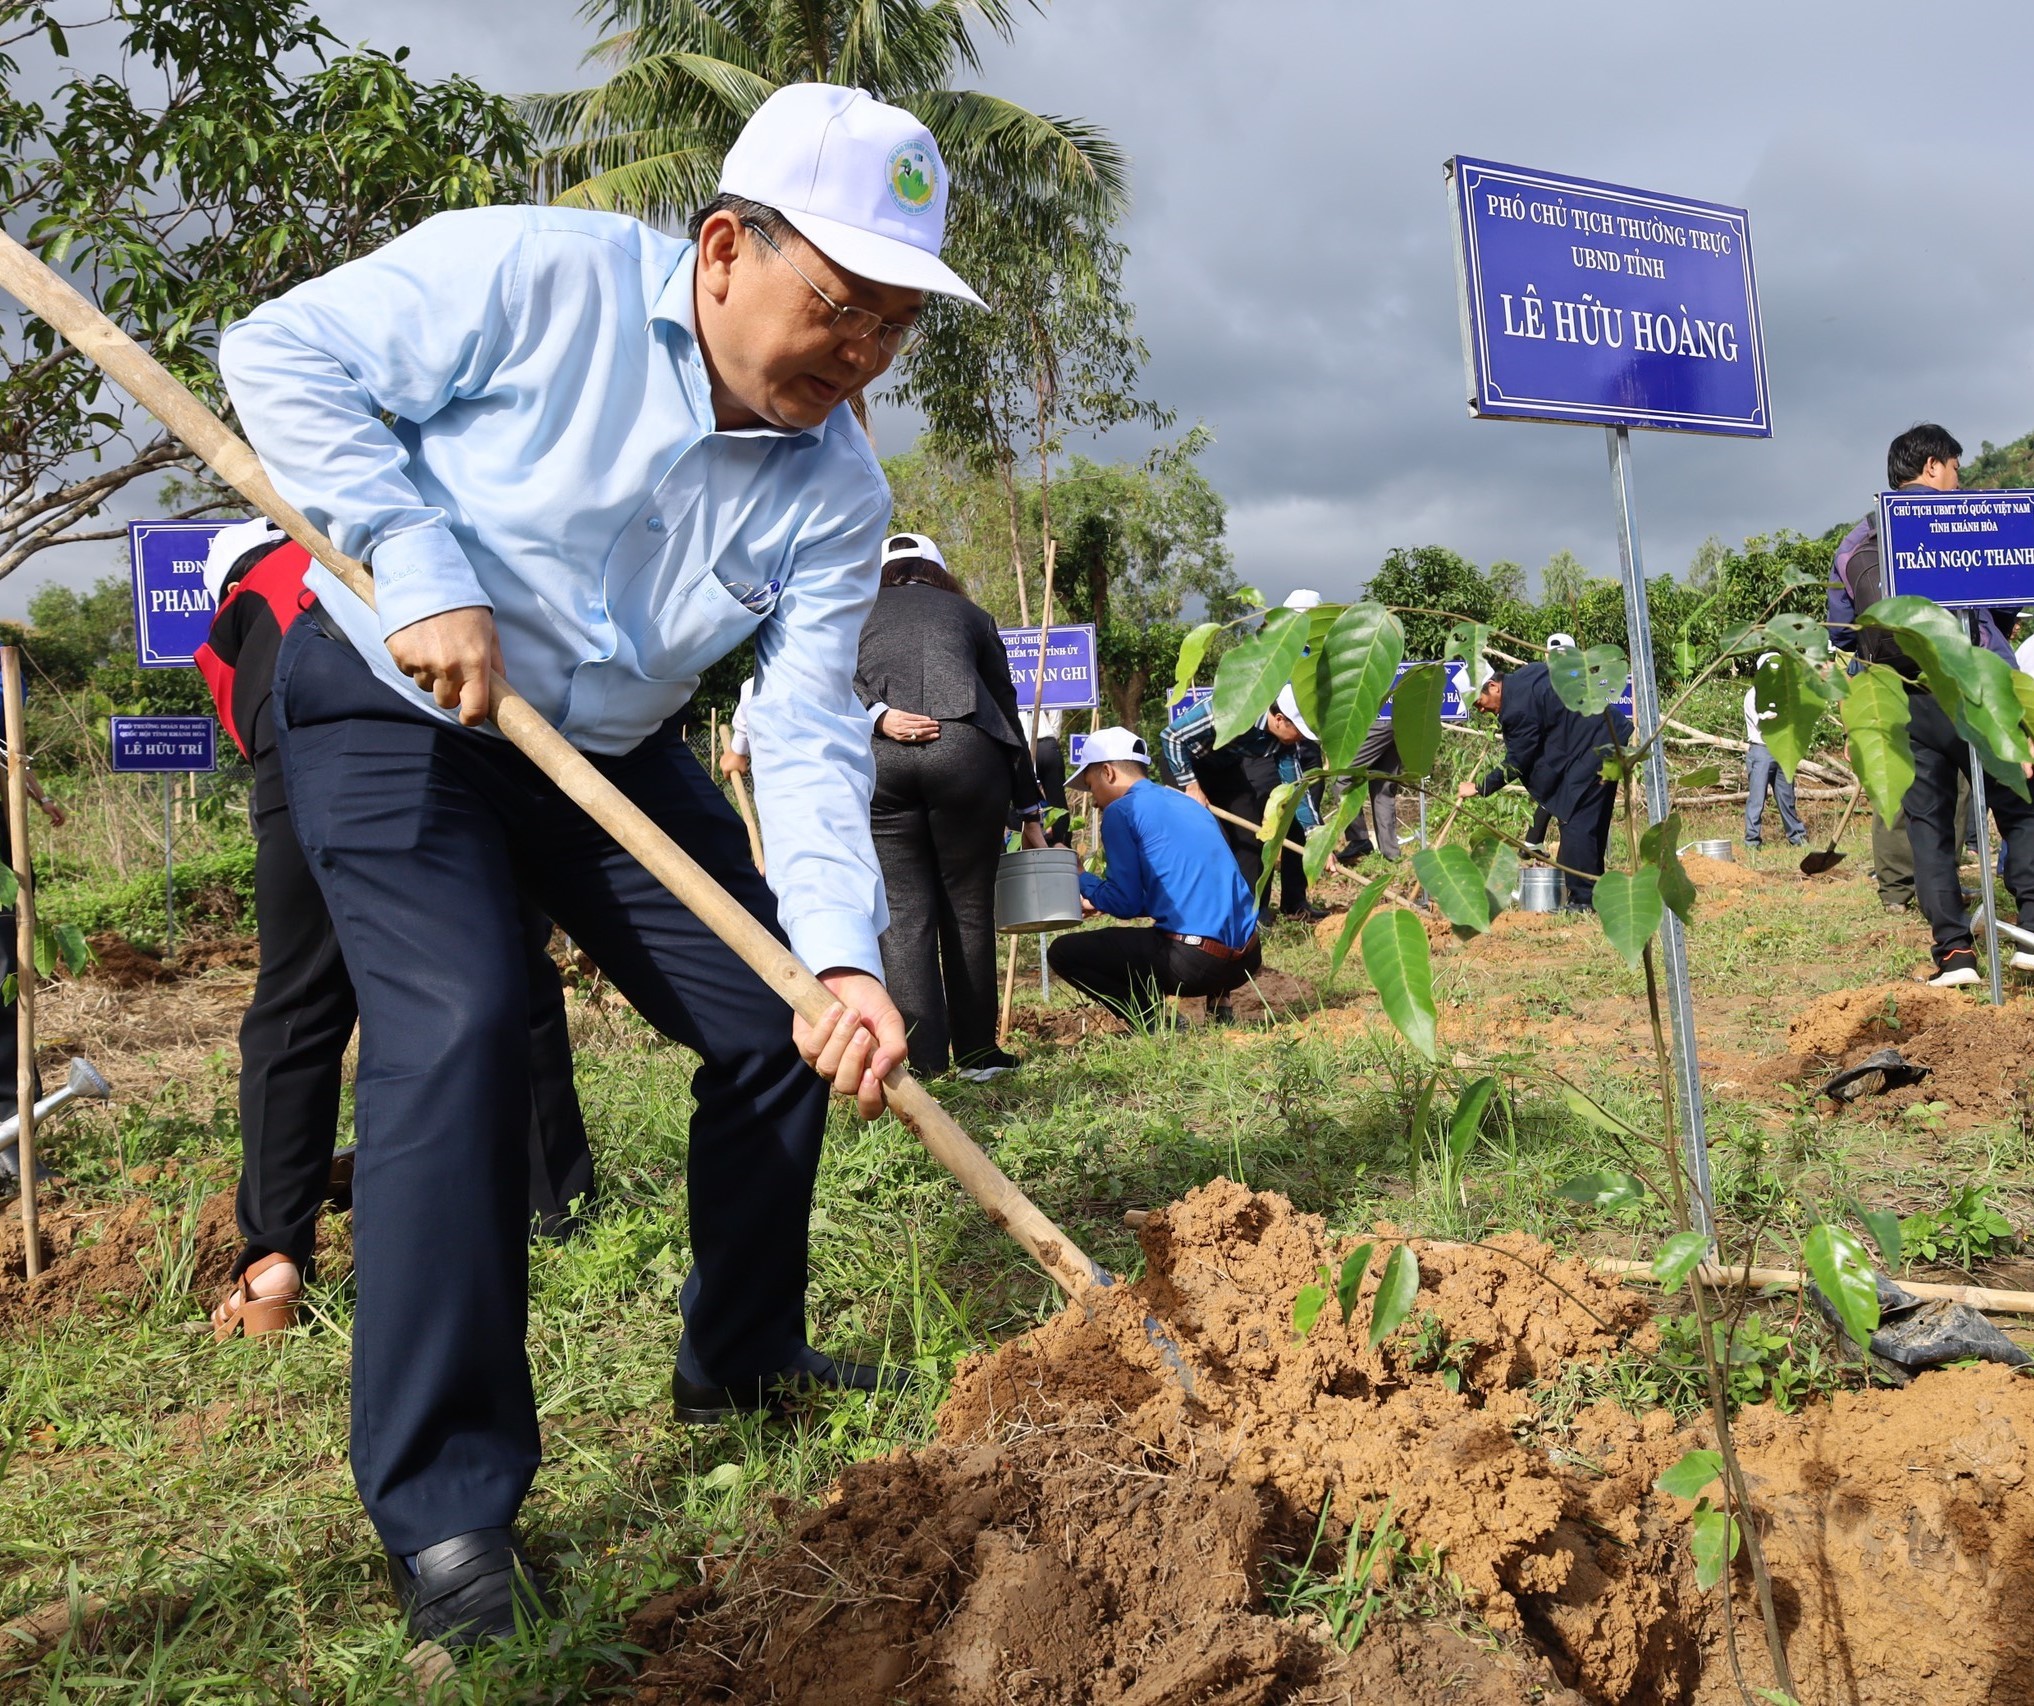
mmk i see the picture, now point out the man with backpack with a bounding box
[1837,424,2034,985]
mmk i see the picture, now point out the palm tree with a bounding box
[528,0,1127,226]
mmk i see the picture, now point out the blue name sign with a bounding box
[1167,686,1212,723]
[1449,156,1770,438]
[1383,660,1476,722]
[129,520,231,668]
[110,716,216,774]
[999,624,1100,712]
[1880,489,2034,609]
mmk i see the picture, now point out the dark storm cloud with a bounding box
[11,0,2032,617]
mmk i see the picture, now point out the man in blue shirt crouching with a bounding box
[1048,729,1263,1026]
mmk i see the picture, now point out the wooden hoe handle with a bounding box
[0,231,1106,1300]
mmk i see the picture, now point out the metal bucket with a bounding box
[1518,866,1562,913]
[994,848,1084,934]
[1690,838,1735,863]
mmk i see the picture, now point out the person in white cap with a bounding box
[217,82,979,1650]
[1161,682,1327,922]
[1049,728,1262,1024]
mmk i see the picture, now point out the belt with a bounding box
[1165,930,1258,962]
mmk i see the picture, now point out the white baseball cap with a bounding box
[1274,685,1318,743]
[719,84,985,307]
[880,531,947,571]
[200,517,284,603]
[1547,631,1577,651]
[1066,726,1149,788]
[1283,588,1324,611]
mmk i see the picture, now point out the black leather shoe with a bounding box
[671,1343,918,1424]
[387,1528,553,1652]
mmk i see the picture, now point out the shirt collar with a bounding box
[646,243,828,446]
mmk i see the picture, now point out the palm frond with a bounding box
[550,146,726,220]
[909,88,1128,221]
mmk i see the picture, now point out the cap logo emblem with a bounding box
[887,141,937,215]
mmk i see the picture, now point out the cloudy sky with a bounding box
[11,0,2034,613]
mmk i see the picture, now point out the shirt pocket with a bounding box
[633,559,768,685]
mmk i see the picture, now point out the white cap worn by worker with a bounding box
[880,532,948,571]
[1066,727,1150,789]
[200,517,284,603]
[1283,589,1324,611]
[1547,631,1577,651]
[1274,684,1318,743]
[720,84,985,306]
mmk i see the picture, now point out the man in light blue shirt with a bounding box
[218,84,982,1653]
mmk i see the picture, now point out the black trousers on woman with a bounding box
[871,720,1010,1076]
[232,743,595,1280]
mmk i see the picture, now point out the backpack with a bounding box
[193,540,317,761]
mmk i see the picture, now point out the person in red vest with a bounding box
[195,520,595,1336]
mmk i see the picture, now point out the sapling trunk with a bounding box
[1618,762,1796,1705]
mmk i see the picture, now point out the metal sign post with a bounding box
[1878,487,2034,1005]
[1608,429,1715,1226]
[110,715,216,957]
[1449,154,1773,1238]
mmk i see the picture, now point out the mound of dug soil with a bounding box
[629,1182,2034,1705]
[1679,851,1763,891]
[1768,982,2034,1125]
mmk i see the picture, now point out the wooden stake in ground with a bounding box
[999,540,1059,1044]
[3,647,38,1279]
[0,229,1108,1302]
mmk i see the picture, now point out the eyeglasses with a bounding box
[743,222,919,359]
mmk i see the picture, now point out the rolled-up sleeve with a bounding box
[747,492,892,977]
[217,209,526,637]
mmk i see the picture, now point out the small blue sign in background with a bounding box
[110,716,216,774]
[1450,156,1770,437]
[1000,625,1100,712]
[1383,660,1477,722]
[1880,489,2034,609]
[129,520,230,669]
[1167,686,1213,723]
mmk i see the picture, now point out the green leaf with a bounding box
[1639,815,1696,925]
[1251,783,1305,907]
[1305,789,1366,883]
[1368,1243,1420,1348]
[1593,868,1664,969]
[1213,607,1310,745]
[1293,1283,1328,1339]
[1651,1230,1713,1291]
[1655,1448,1724,1502]
[1762,611,1832,660]
[1691,1505,1740,1591]
[0,867,17,909]
[1859,597,2031,788]
[1314,603,1405,772]
[1802,1222,1881,1351]
[1326,873,1392,986]
[1469,834,1520,918]
[1549,644,1628,716]
[54,923,90,977]
[1411,845,1492,934]
[1336,1242,1375,1326]
[31,920,55,981]
[1560,1081,1648,1142]
[0,974,15,1007]
[1391,664,1445,777]
[1172,621,1221,704]
[1851,1206,1901,1272]
[1838,664,1916,830]
[1361,907,1438,1061]
[1444,621,1490,678]
[1556,1170,1648,1211]
[1678,763,1722,792]
[1754,653,1834,780]
[1448,1076,1498,1168]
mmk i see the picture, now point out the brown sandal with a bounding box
[210,1251,302,1340]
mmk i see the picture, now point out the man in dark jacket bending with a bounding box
[1458,662,1631,909]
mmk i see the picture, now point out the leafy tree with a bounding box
[529,0,1123,226]
[1363,545,1491,660]
[1539,547,1594,616]
[1687,533,1726,591]
[1484,559,1527,604]
[0,0,533,579]
[1961,431,2034,491]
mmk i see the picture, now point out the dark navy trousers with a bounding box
[275,616,829,1555]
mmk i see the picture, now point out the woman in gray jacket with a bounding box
[856,534,1045,1079]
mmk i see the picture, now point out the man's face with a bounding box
[1265,710,1302,745]
[1918,456,1961,492]
[695,213,925,432]
[1475,679,1503,716]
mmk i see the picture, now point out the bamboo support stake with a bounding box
[999,540,1059,1045]
[3,649,36,1279]
[0,231,1109,1301]
[1594,1255,2034,1315]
